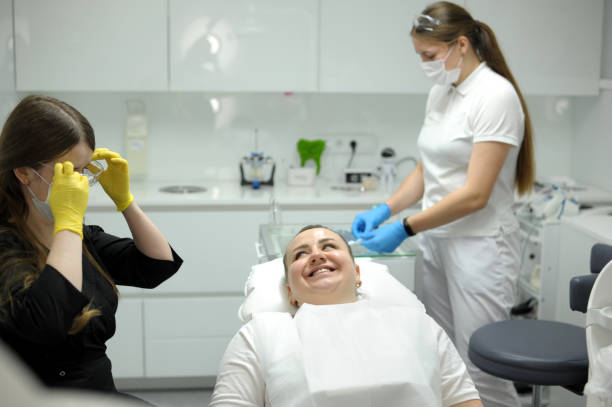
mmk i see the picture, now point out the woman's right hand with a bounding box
[49,162,89,239]
[351,203,391,239]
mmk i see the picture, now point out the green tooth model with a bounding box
[297,139,326,175]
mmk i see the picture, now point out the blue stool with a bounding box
[468,243,612,407]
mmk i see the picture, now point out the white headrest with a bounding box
[238,257,423,323]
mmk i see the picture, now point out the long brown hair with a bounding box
[413,1,535,195]
[0,95,117,334]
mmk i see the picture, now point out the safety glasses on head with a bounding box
[413,14,441,33]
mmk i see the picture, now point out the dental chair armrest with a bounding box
[570,274,599,313]
[591,243,612,274]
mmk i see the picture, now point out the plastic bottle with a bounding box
[125,100,148,180]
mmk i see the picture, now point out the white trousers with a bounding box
[416,231,522,407]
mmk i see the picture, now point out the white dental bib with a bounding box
[251,300,442,407]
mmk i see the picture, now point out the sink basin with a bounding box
[159,185,207,194]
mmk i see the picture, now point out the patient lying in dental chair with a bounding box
[210,225,483,407]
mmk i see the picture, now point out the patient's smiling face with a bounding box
[285,227,360,307]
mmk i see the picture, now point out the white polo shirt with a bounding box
[417,62,525,237]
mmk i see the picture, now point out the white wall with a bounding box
[36,92,429,184]
[0,91,576,187]
[604,0,612,79]
[571,0,612,191]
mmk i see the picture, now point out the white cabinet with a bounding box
[465,0,604,95]
[86,207,266,294]
[0,0,13,91]
[169,0,318,92]
[146,208,265,293]
[14,0,167,91]
[144,297,243,377]
[319,0,603,95]
[85,205,265,381]
[319,0,439,94]
[106,298,144,378]
[542,215,612,325]
[9,0,605,94]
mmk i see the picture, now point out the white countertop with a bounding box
[87,178,394,209]
[563,213,612,244]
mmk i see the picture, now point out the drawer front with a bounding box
[106,298,144,378]
[144,296,244,377]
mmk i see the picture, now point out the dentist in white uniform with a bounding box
[352,2,535,406]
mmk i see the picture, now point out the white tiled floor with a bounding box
[127,389,212,407]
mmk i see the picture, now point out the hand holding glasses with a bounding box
[49,161,89,239]
[41,148,133,212]
[89,148,134,212]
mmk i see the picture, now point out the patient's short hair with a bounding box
[282,224,355,280]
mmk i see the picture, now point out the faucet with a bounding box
[378,148,418,193]
[395,156,418,168]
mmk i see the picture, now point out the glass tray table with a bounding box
[259,223,418,261]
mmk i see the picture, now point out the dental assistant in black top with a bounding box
[0,95,182,393]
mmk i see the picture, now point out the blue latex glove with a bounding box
[351,203,391,239]
[360,219,409,253]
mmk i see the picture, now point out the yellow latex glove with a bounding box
[49,162,89,239]
[89,148,134,212]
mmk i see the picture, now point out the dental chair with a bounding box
[238,257,423,322]
[468,243,612,407]
[584,251,612,406]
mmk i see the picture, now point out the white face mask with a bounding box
[420,44,463,85]
[26,168,54,222]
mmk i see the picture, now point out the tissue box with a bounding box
[288,167,316,186]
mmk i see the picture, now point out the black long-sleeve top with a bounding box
[0,224,182,392]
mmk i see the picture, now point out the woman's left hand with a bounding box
[89,148,134,212]
[360,219,409,253]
